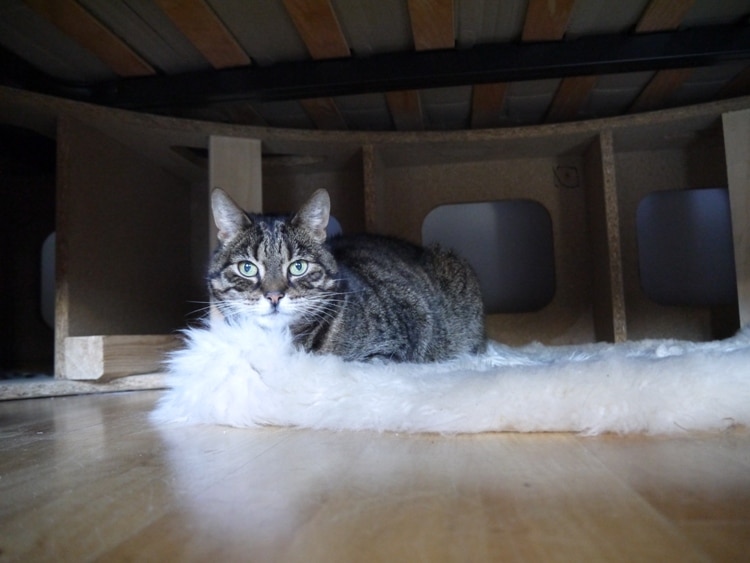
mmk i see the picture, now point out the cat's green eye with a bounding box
[236,261,258,278]
[288,260,309,276]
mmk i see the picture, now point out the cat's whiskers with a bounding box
[296,301,339,324]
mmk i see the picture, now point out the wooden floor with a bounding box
[1,391,749,562]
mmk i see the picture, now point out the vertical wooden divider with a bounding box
[584,130,627,342]
[208,136,263,250]
[208,136,263,323]
[722,109,750,326]
[56,116,193,379]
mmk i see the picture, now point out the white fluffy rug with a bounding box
[152,319,750,435]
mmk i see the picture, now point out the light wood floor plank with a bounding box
[1,390,748,561]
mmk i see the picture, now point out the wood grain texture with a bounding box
[584,131,627,343]
[282,0,349,130]
[635,0,696,33]
[283,0,350,59]
[545,75,597,123]
[63,335,180,381]
[55,116,194,378]
[208,135,262,250]
[628,67,694,113]
[300,97,348,130]
[153,0,251,69]
[386,90,425,130]
[599,130,627,343]
[24,0,155,76]
[1,391,748,561]
[520,0,577,125]
[398,0,454,130]
[718,65,750,100]
[522,0,576,41]
[7,86,750,350]
[407,0,455,51]
[722,109,750,326]
[628,0,696,113]
[543,0,694,122]
[470,82,508,128]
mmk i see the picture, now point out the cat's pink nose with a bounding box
[265,291,285,306]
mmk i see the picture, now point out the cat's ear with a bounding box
[293,189,330,243]
[211,188,250,243]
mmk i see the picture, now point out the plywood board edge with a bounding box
[64,335,182,382]
[722,109,750,326]
[583,131,627,342]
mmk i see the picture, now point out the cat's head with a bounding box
[208,188,339,328]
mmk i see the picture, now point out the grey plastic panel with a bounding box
[636,188,738,306]
[422,200,556,314]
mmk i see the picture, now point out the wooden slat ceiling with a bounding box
[2,0,750,131]
[153,0,251,70]
[24,0,156,77]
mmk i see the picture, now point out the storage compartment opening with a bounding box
[613,128,731,341]
[422,200,556,314]
[0,125,56,380]
[636,188,738,307]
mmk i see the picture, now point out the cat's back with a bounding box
[329,234,460,292]
[325,233,485,361]
[329,233,426,275]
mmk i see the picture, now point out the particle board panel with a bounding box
[382,152,595,345]
[55,116,194,378]
[64,334,180,381]
[262,152,365,235]
[154,0,251,69]
[723,108,750,327]
[5,86,750,360]
[406,0,455,51]
[521,0,576,41]
[583,131,627,343]
[635,0,696,33]
[613,142,726,341]
[208,135,262,249]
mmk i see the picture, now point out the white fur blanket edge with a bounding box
[151,320,750,435]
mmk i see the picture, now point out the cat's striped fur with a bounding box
[208,188,485,362]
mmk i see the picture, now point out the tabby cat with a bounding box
[208,188,485,362]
